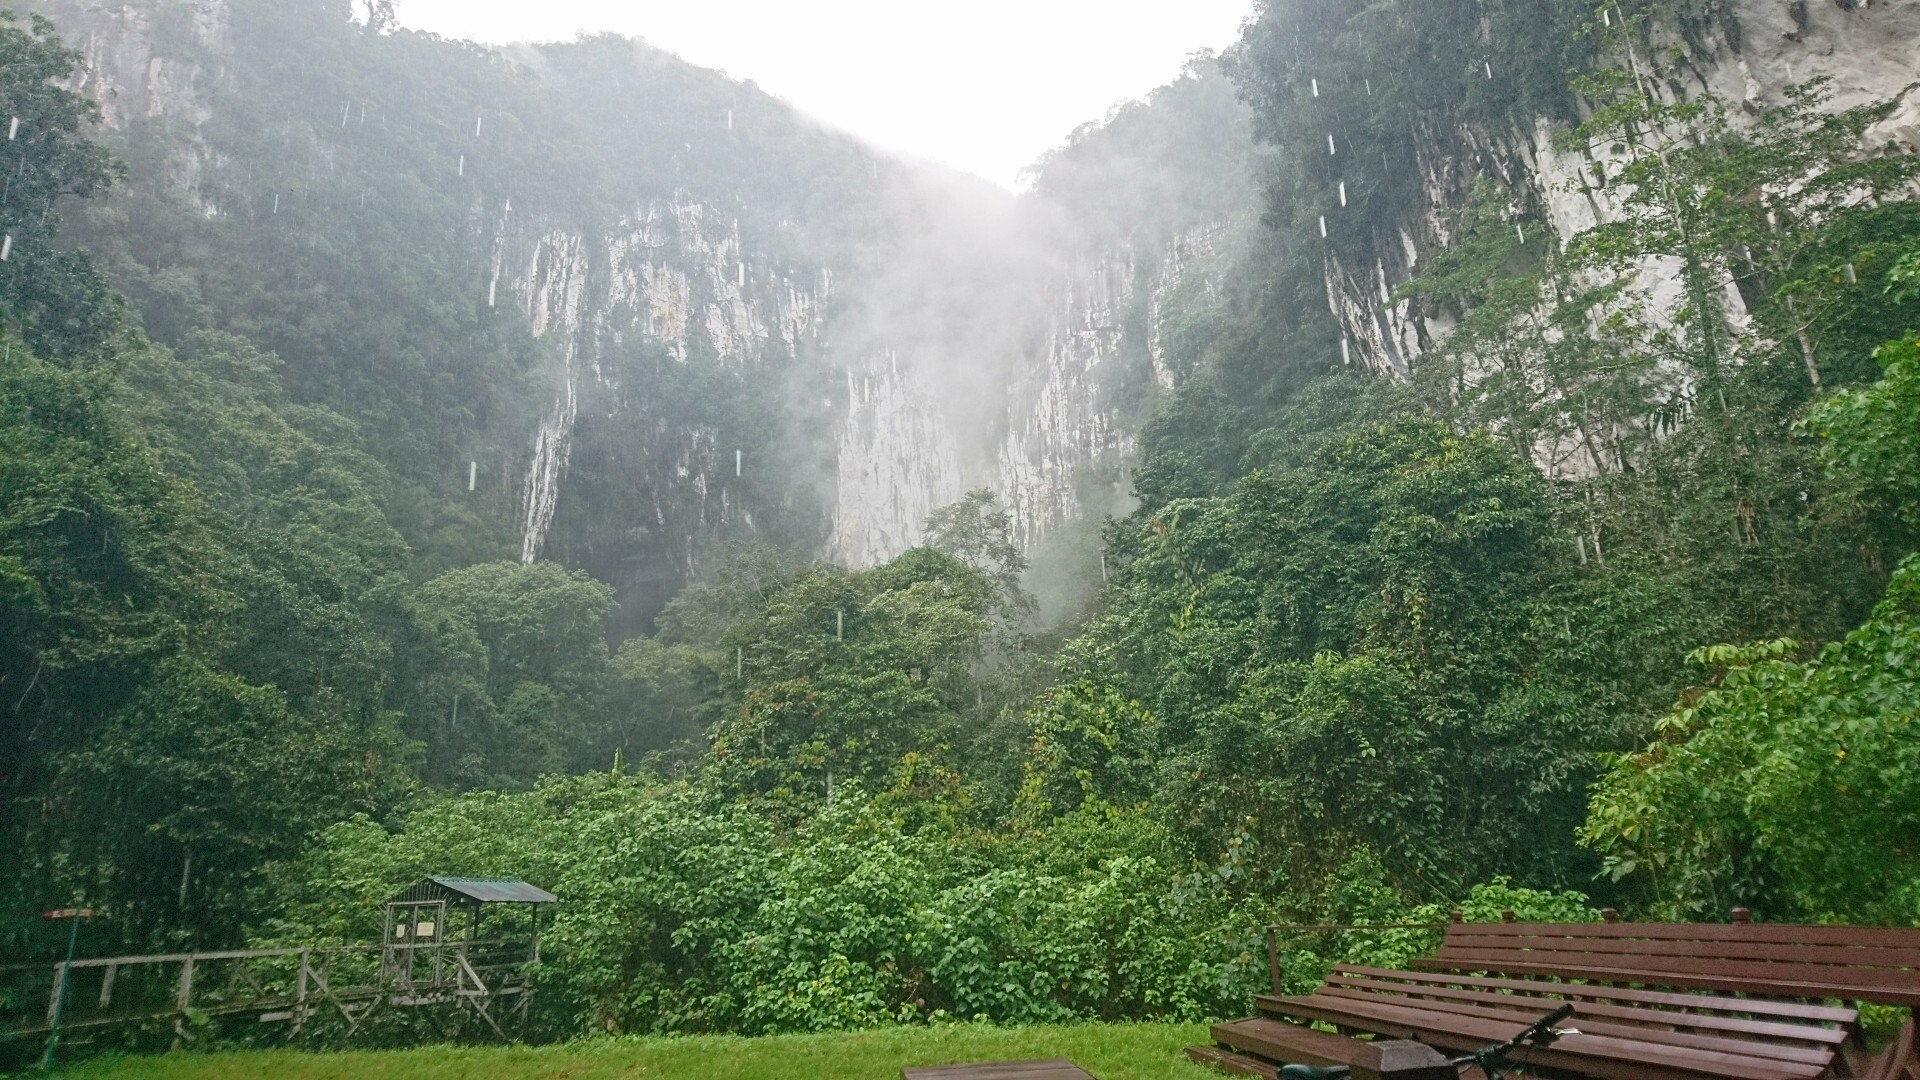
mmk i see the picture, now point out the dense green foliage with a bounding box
[2,0,1917,1063]
[1583,335,1920,923]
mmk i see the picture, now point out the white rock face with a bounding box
[829,350,968,566]
[498,201,826,561]
[827,223,1230,564]
[1331,0,1920,377]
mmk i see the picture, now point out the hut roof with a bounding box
[389,876,557,906]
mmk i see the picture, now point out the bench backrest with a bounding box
[1415,919,1920,1007]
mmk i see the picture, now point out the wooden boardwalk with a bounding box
[1,938,533,1044]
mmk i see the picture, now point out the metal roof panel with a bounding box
[424,876,557,903]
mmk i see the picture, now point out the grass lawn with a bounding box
[47,1022,1226,1079]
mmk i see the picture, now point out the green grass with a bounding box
[47,1023,1224,1079]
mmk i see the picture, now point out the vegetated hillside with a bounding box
[1,0,1917,1059]
[34,0,905,627]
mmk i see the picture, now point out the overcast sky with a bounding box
[394,0,1255,189]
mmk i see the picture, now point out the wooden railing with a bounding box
[1,938,535,1044]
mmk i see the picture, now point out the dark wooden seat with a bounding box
[1210,1015,1366,1068]
[1250,963,1853,1080]
[1192,917,1919,1080]
[1411,919,1920,1008]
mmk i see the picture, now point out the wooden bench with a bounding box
[1412,913,1920,1009]
[1193,915,1920,1080]
[1216,965,1855,1080]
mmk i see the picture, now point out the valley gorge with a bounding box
[5,0,1920,1035]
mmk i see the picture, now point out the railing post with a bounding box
[1731,907,1752,924]
[1500,909,1517,924]
[1266,925,1281,995]
[45,963,65,1025]
[172,955,195,1049]
[1601,908,1620,923]
[176,955,194,1011]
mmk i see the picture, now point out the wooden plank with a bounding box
[1308,985,1836,1066]
[1185,1043,1279,1079]
[1211,1017,1363,1067]
[1442,922,1920,950]
[1263,993,1828,1080]
[1314,972,1850,1046]
[1320,965,1858,1024]
[1414,953,1920,1007]
[1433,943,1920,989]
[901,1060,1093,1080]
[1440,930,1920,969]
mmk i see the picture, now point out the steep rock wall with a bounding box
[29,0,1252,603]
[1331,0,1920,376]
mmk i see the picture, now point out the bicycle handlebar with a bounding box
[1455,1002,1576,1066]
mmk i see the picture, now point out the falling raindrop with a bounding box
[457,155,464,177]
[1603,6,1612,26]
[1339,181,1348,206]
[341,102,351,128]
[1341,337,1352,365]
[1311,78,1321,97]
[1845,263,1858,284]
[1319,215,1328,238]
[1485,61,1494,79]
[1365,79,1373,96]
[836,609,844,641]
[737,262,745,288]
[488,278,497,307]
[474,115,483,138]
[0,234,11,262]
[727,108,734,131]
[272,193,279,214]
[1516,224,1526,244]
[735,449,743,477]
[1328,133,1337,156]
[468,461,478,491]
[6,116,18,140]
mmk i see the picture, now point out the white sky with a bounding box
[394,0,1256,189]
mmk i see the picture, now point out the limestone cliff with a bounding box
[25,0,1232,612]
[1326,0,1920,375]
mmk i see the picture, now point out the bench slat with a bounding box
[1446,922,1920,950]
[1433,944,1920,991]
[1313,972,1851,1046]
[1212,1017,1360,1068]
[1266,993,1829,1080]
[1309,985,1836,1067]
[1187,1042,1281,1079]
[1416,953,1920,1007]
[1439,930,1920,970]
[1325,964,1858,1025]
